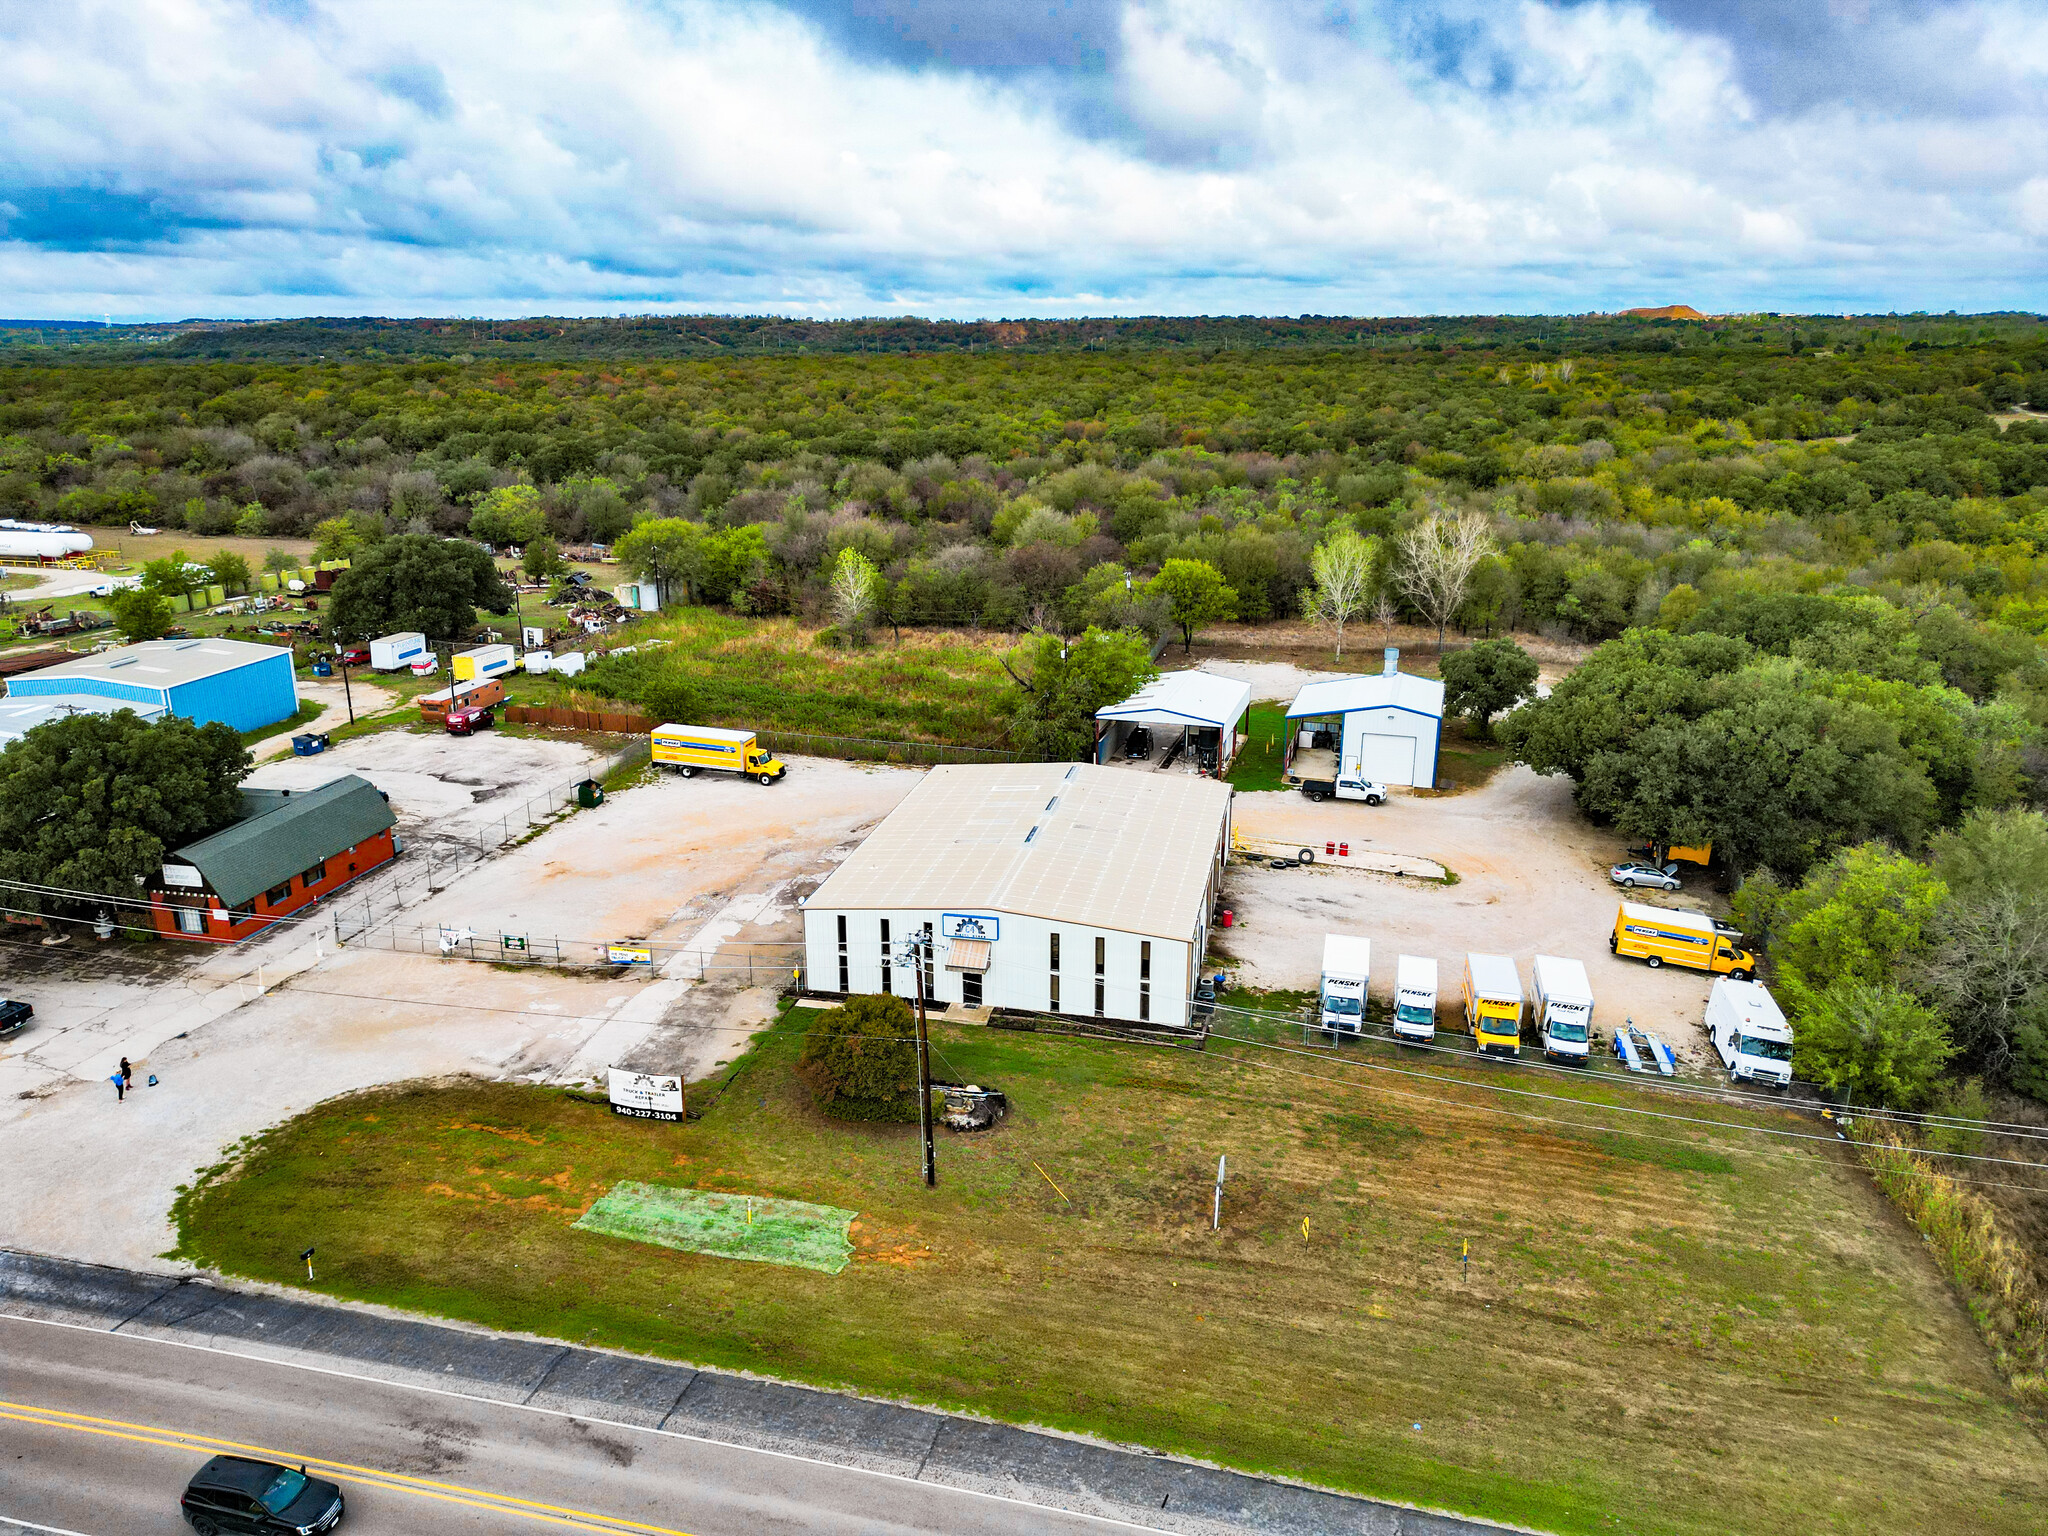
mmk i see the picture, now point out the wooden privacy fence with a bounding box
[504,703,655,733]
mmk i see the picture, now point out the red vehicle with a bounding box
[445,705,494,735]
[336,647,371,667]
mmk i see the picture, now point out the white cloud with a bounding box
[0,0,2040,318]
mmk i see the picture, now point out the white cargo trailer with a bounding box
[1319,935,1371,1036]
[1531,955,1595,1063]
[1393,955,1437,1043]
[369,632,429,671]
[1706,977,1794,1087]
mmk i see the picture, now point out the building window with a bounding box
[1094,980,1105,1017]
[836,914,849,994]
[302,861,327,887]
[1139,983,1150,1022]
[1094,936,1105,975]
[175,906,204,935]
[265,882,293,907]
[1050,974,1060,1013]
[879,918,892,994]
[1049,932,1060,971]
[1140,941,1151,980]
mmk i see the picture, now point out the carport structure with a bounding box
[1094,670,1252,775]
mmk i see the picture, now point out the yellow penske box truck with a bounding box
[1610,902,1755,978]
[650,724,787,784]
[1463,953,1524,1057]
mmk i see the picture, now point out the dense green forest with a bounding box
[9,317,2048,1108]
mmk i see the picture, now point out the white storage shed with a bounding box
[1283,648,1445,789]
[369,632,428,671]
[1094,669,1252,772]
[803,763,1233,1027]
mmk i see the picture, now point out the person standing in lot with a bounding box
[119,1057,132,1100]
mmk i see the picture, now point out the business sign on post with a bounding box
[606,944,654,965]
[941,913,999,942]
[607,1069,684,1122]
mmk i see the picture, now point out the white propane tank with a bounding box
[0,520,94,559]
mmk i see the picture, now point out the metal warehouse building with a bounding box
[5,638,299,734]
[1283,648,1445,789]
[802,763,1233,1027]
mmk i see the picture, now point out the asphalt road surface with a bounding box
[0,1316,1157,1536]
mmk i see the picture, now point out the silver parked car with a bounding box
[1610,861,1682,892]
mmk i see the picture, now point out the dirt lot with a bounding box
[0,749,922,1270]
[1227,765,1728,1068]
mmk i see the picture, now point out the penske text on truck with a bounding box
[1463,953,1523,1056]
[1531,955,1594,1063]
[1319,935,1371,1037]
[1610,902,1755,977]
[1393,956,1437,1043]
[650,724,787,784]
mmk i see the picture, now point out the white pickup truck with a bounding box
[1298,773,1387,805]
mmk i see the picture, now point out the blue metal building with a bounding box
[6,639,299,733]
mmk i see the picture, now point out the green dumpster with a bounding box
[577,778,604,808]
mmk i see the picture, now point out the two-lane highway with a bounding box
[0,1317,1159,1535]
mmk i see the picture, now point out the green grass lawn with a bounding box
[1435,717,1512,792]
[1227,701,1294,791]
[173,1007,2047,1536]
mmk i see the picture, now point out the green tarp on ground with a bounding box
[573,1182,857,1274]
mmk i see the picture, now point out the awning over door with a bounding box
[945,938,992,972]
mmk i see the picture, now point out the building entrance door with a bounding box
[960,971,983,1007]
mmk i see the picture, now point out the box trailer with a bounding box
[1707,977,1795,1087]
[1392,955,1437,1043]
[1319,935,1371,1036]
[1531,955,1594,1063]
[1463,953,1523,1056]
[453,643,516,683]
[369,632,428,671]
[1612,902,1755,978]
[650,723,786,784]
[417,678,506,720]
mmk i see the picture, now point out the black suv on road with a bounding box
[181,1455,344,1534]
[0,999,30,1040]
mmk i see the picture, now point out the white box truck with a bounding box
[1707,977,1795,1087]
[369,631,428,671]
[1392,956,1437,1043]
[1531,955,1594,1064]
[1319,935,1371,1036]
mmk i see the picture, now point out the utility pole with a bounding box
[338,654,355,724]
[900,931,937,1188]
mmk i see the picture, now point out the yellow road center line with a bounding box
[0,1403,695,1536]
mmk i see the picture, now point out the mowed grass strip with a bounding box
[173,1011,2048,1536]
[575,1183,856,1273]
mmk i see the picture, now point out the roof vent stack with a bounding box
[1383,647,1400,676]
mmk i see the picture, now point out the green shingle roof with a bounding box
[171,775,395,907]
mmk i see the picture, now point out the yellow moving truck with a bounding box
[650,724,787,784]
[1463,953,1524,1056]
[1610,902,1754,978]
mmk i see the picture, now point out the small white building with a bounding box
[802,763,1234,1027]
[1283,648,1445,789]
[1094,669,1252,772]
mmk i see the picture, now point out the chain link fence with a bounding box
[754,730,1020,766]
[343,923,803,979]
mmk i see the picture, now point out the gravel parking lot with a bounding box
[1225,765,1730,1067]
[0,748,923,1270]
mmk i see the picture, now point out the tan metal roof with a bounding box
[809,763,1231,941]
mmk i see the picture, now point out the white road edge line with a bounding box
[0,1517,102,1536]
[0,1312,1176,1535]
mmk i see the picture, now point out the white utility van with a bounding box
[1706,977,1794,1087]
[369,631,428,671]
[1393,956,1437,1043]
[1319,935,1371,1036]
[1531,955,1595,1064]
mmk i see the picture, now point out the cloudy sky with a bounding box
[1,0,2044,320]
